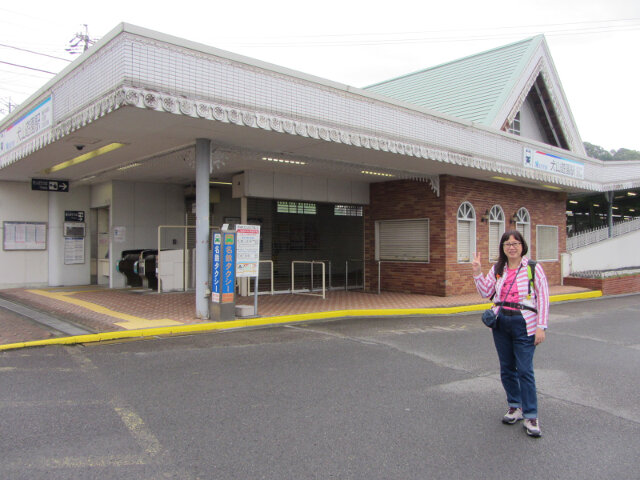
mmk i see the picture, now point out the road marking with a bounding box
[1,454,147,470]
[113,405,162,456]
[27,289,183,329]
[64,347,164,459]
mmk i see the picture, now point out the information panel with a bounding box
[236,224,261,277]
[3,221,47,250]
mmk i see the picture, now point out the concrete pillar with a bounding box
[195,139,211,319]
[239,196,249,296]
[48,191,63,286]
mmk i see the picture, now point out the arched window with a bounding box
[488,205,505,262]
[514,207,531,248]
[457,202,476,262]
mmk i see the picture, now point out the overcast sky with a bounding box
[1,0,638,151]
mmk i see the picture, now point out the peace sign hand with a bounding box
[472,252,482,276]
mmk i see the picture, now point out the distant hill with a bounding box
[584,142,640,161]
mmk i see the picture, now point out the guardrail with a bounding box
[291,261,326,299]
[567,217,640,251]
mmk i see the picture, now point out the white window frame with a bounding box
[536,225,558,261]
[457,202,476,263]
[488,205,505,263]
[375,218,430,262]
[508,111,521,135]
[514,207,531,247]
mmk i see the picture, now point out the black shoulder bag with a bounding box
[481,264,522,328]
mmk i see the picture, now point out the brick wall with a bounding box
[365,176,567,296]
[563,274,640,295]
[443,176,566,295]
[364,180,446,295]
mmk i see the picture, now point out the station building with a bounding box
[1,24,639,317]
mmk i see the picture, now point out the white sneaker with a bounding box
[523,418,542,437]
[502,407,523,424]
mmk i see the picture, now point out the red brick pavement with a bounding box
[0,284,592,346]
[0,307,54,344]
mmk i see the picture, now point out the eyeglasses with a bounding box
[503,242,522,248]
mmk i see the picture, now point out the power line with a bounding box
[217,18,640,48]
[0,60,57,74]
[0,42,71,62]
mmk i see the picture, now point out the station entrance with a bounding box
[245,198,364,294]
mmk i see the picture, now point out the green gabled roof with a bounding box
[364,36,544,126]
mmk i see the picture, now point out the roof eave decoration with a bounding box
[1,86,629,193]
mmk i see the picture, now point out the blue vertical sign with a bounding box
[211,233,222,303]
[221,232,236,303]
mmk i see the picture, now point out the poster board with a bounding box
[3,221,47,251]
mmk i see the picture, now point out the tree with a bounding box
[584,142,640,161]
[613,148,640,160]
[583,142,612,160]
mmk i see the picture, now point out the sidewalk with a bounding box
[0,284,599,350]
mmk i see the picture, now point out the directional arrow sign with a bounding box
[32,178,69,192]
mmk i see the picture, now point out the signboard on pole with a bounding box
[221,232,236,303]
[211,233,222,303]
[236,224,261,277]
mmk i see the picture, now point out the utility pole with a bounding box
[0,97,16,115]
[66,24,95,55]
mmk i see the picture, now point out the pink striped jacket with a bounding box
[474,257,549,336]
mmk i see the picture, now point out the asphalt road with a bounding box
[1,294,639,479]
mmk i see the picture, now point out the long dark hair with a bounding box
[495,230,528,278]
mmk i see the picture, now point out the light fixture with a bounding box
[569,200,578,204]
[510,213,519,224]
[117,162,141,171]
[480,209,490,222]
[262,156,306,165]
[628,192,637,196]
[491,176,516,182]
[593,203,600,207]
[361,170,395,177]
[209,181,232,185]
[43,143,126,174]
[542,184,562,190]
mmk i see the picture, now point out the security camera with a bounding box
[75,144,85,151]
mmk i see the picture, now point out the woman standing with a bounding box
[472,230,549,437]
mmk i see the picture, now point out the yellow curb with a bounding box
[0,290,603,352]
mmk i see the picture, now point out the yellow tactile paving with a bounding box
[26,289,183,329]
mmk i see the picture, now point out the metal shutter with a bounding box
[489,221,501,262]
[378,219,429,262]
[536,225,558,260]
[457,221,471,262]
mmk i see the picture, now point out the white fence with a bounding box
[567,217,640,251]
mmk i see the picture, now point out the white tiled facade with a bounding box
[5,25,638,193]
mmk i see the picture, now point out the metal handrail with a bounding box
[291,261,326,299]
[567,217,640,251]
[345,259,364,291]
